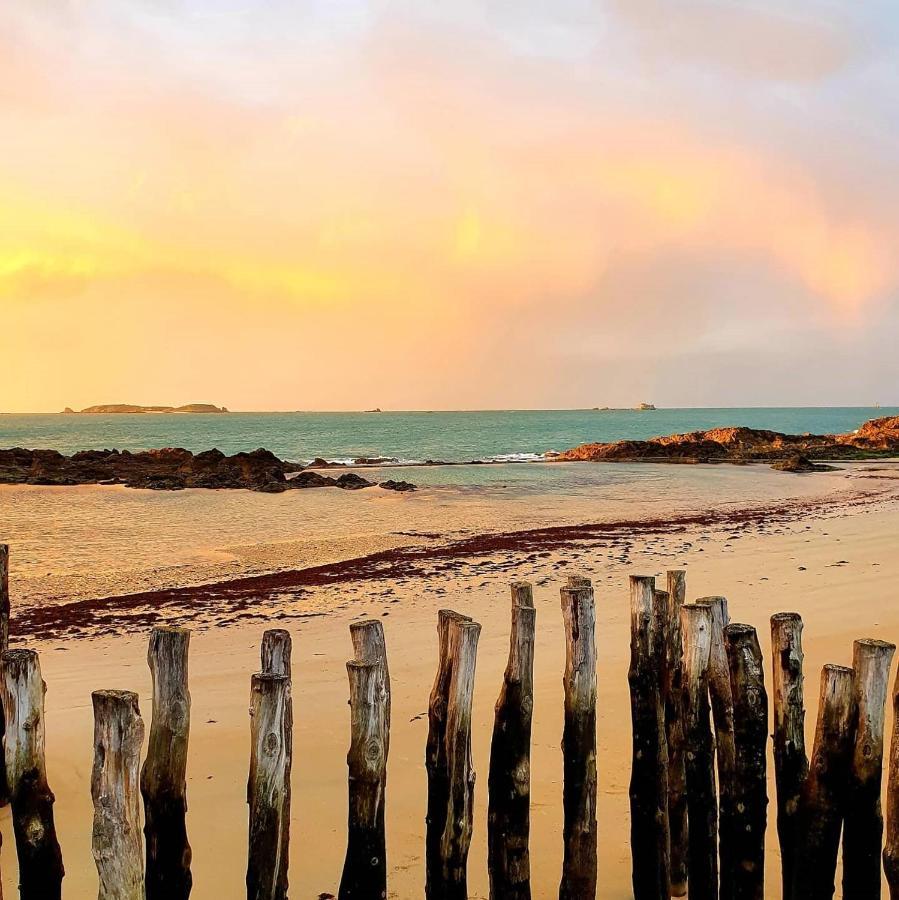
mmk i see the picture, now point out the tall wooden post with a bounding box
[665,570,688,897]
[437,618,481,900]
[792,664,857,900]
[141,626,192,900]
[1,648,65,900]
[247,673,293,900]
[340,622,390,900]
[884,663,899,898]
[426,609,471,899]
[697,596,736,897]
[559,578,597,900]
[843,639,895,899]
[92,690,145,900]
[261,629,292,677]
[628,575,669,900]
[0,544,10,809]
[724,624,768,900]
[680,604,717,900]
[488,581,536,900]
[770,612,807,900]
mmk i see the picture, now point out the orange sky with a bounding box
[2,2,899,411]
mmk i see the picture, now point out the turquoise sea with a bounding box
[0,407,894,463]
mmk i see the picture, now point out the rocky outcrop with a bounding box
[0,447,406,493]
[380,479,417,492]
[71,404,228,414]
[556,416,899,468]
[771,456,839,473]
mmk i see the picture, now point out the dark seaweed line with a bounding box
[12,488,888,641]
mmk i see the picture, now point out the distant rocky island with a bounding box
[62,404,228,414]
[592,402,657,411]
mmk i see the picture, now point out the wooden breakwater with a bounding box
[2,543,899,898]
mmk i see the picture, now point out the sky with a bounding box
[2,0,899,411]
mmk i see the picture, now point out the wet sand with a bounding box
[2,469,899,897]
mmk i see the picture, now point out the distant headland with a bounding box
[62,404,229,414]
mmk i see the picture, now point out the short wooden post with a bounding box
[437,616,481,899]
[883,663,899,898]
[261,629,292,677]
[770,612,807,900]
[426,609,471,899]
[487,581,536,900]
[91,690,145,900]
[0,544,10,809]
[680,604,717,900]
[140,626,192,900]
[628,575,669,900]
[724,624,768,900]
[843,639,895,899]
[792,664,857,900]
[340,621,390,900]
[1,648,65,900]
[665,570,688,897]
[697,595,736,896]
[559,578,598,900]
[248,673,292,900]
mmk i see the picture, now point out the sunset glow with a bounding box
[2,2,898,410]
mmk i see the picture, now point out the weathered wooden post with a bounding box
[92,690,145,900]
[724,624,768,900]
[261,628,292,677]
[665,570,688,897]
[487,581,536,900]
[884,662,899,898]
[0,543,10,808]
[248,672,293,900]
[697,595,736,897]
[1,648,65,900]
[843,639,895,899]
[680,603,717,900]
[340,621,390,900]
[559,577,597,900]
[438,616,481,899]
[792,664,857,900]
[141,626,192,900]
[628,575,669,900]
[426,609,471,899]
[770,612,807,900]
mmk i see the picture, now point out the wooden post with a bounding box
[724,624,768,900]
[488,581,536,900]
[340,622,390,900]
[628,575,669,900]
[697,595,736,897]
[792,664,857,900]
[0,544,10,809]
[438,616,481,899]
[91,690,145,900]
[140,626,192,900]
[261,629,292,677]
[843,639,895,899]
[559,578,598,900]
[247,673,293,900]
[665,570,688,897]
[1,648,65,900]
[426,609,472,899]
[770,612,807,900]
[680,604,717,900]
[884,662,899,898]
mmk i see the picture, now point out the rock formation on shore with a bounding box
[555,416,899,468]
[0,447,414,493]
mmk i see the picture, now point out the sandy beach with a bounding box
[2,465,899,898]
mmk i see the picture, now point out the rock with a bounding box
[556,416,899,465]
[379,480,416,492]
[290,471,337,488]
[771,456,839,473]
[334,473,374,490]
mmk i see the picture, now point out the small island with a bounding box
[62,404,229,414]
